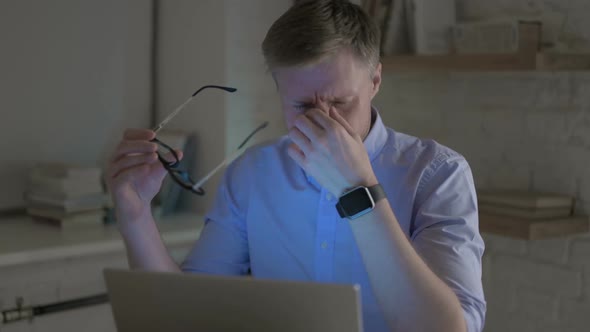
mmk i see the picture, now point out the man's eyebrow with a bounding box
[293,101,315,106]
[294,96,354,104]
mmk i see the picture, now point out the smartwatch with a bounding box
[336,184,386,220]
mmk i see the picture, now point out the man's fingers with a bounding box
[110,164,151,190]
[305,109,338,131]
[329,107,357,137]
[294,114,323,142]
[123,128,156,141]
[112,141,158,162]
[172,149,184,160]
[287,142,306,167]
[110,153,158,179]
[288,127,312,153]
[159,149,184,164]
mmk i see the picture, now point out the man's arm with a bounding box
[349,155,485,332]
[106,127,183,273]
[116,149,250,275]
[119,209,182,272]
[288,108,484,332]
[180,154,251,276]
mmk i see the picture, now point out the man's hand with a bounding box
[106,128,182,234]
[287,107,377,197]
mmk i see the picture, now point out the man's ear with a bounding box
[271,71,280,91]
[370,62,382,99]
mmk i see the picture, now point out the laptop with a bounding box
[104,269,364,332]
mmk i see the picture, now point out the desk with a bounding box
[0,213,204,268]
[0,213,203,332]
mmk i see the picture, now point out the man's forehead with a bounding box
[274,52,367,95]
[276,64,343,86]
[275,67,361,100]
[281,82,356,101]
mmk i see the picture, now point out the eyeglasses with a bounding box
[151,85,268,195]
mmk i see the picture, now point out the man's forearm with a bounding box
[350,199,466,332]
[119,212,181,273]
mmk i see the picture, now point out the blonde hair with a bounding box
[262,0,380,73]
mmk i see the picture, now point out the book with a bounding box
[381,0,411,55]
[28,175,103,198]
[477,190,574,209]
[375,0,393,37]
[27,207,106,225]
[27,163,104,199]
[452,20,520,54]
[30,162,102,180]
[362,0,379,17]
[478,203,573,220]
[479,213,589,240]
[31,210,105,230]
[405,0,456,54]
[25,192,108,213]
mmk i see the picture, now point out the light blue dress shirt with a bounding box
[182,109,486,332]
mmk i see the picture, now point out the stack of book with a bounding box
[478,190,589,239]
[25,163,107,229]
[479,190,574,219]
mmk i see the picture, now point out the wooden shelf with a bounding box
[480,213,590,240]
[381,22,590,72]
[382,52,590,72]
[536,53,590,71]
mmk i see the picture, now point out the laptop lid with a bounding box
[104,268,363,332]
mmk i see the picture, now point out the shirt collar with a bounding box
[304,106,388,189]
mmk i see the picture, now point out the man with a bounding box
[107,1,486,331]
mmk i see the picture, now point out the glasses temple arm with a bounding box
[152,97,193,134]
[191,119,267,190]
[153,85,237,134]
[191,149,242,190]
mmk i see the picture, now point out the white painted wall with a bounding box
[156,0,291,213]
[225,0,290,155]
[0,0,292,213]
[0,0,153,210]
[155,0,226,213]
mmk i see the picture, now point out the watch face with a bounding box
[340,187,375,218]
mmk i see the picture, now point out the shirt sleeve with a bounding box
[411,152,487,332]
[180,154,250,276]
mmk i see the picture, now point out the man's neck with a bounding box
[361,109,377,141]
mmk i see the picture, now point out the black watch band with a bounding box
[336,184,386,219]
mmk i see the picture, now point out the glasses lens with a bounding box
[168,168,193,187]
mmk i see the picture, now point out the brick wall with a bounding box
[373,3,590,329]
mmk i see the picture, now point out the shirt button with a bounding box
[326,193,333,201]
[321,241,328,249]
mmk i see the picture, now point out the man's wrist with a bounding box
[339,175,379,197]
[116,208,156,238]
